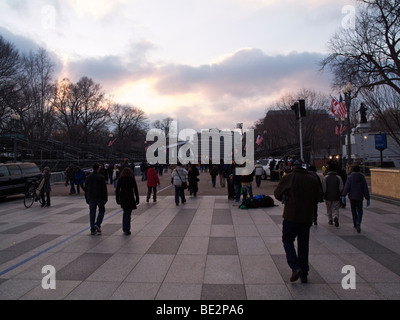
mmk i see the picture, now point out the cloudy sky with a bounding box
[0,0,355,131]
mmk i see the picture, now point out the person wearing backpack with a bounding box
[322,163,343,227]
[171,162,188,206]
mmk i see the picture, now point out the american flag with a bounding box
[108,138,117,147]
[335,124,347,136]
[256,135,263,146]
[331,95,347,118]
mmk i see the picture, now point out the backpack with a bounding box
[240,197,259,209]
[254,194,276,207]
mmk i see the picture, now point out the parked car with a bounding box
[259,158,276,180]
[0,162,42,199]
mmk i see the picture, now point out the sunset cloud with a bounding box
[0,0,346,130]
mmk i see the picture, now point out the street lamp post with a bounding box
[342,82,354,170]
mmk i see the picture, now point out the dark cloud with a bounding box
[0,27,40,54]
[66,40,157,85]
[154,49,330,99]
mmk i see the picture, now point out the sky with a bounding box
[0,0,356,132]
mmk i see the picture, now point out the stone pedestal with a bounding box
[356,123,371,134]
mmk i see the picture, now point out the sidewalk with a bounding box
[0,187,400,300]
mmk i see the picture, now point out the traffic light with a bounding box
[291,102,299,120]
[291,100,306,120]
[299,99,306,117]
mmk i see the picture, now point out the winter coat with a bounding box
[342,172,370,201]
[322,171,343,201]
[147,167,160,188]
[74,169,85,185]
[84,172,108,204]
[172,166,188,187]
[274,167,323,224]
[188,166,199,192]
[41,171,51,193]
[116,176,139,211]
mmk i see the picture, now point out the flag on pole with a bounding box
[331,95,347,118]
[335,124,347,136]
[338,94,347,118]
[108,138,117,147]
[256,135,263,146]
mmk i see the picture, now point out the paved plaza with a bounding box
[0,174,400,300]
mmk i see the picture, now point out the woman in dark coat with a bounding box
[115,167,139,235]
[188,164,199,197]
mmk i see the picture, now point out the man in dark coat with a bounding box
[342,164,370,233]
[274,160,323,283]
[85,163,108,235]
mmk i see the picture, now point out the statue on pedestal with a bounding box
[357,103,368,124]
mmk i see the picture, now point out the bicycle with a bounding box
[24,179,44,208]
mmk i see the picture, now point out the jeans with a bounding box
[175,186,186,205]
[255,175,261,187]
[89,200,105,232]
[282,219,311,275]
[350,200,363,227]
[325,200,340,221]
[242,184,253,201]
[234,183,241,202]
[122,210,132,233]
[147,187,157,201]
[40,191,50,206]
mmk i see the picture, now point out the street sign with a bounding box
[375,134,387,151]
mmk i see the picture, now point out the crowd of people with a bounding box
[34,156,372,284]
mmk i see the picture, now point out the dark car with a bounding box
[0,162,42,199]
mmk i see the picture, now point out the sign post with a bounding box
[375,133,387,167]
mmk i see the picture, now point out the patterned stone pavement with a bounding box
[0,186,400,300]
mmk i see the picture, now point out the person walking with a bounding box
[67,164,76,195]
[74,166,85,195]
[85,163,108,235]
[116,167,140,235]
[255,160,263,187]
[146,165,160,202]
[209,163,219,188]
[225,162,235,200]
[218,160,225,188]
[342,164,370,233]
[40,166,51,207]
[172,162,188,206]
[274,160,323,283]
[241,166,254,201]
[308,165,322,225]
[188,163,200,197]
[322,163,343,227]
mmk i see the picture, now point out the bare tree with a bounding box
[53,77,110,144]
[256,89,338,159]
[17,48,56,140]
[0,35,21,134]
[362,84,400,146]
[321,0,400,94]
[109,103,148,147]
